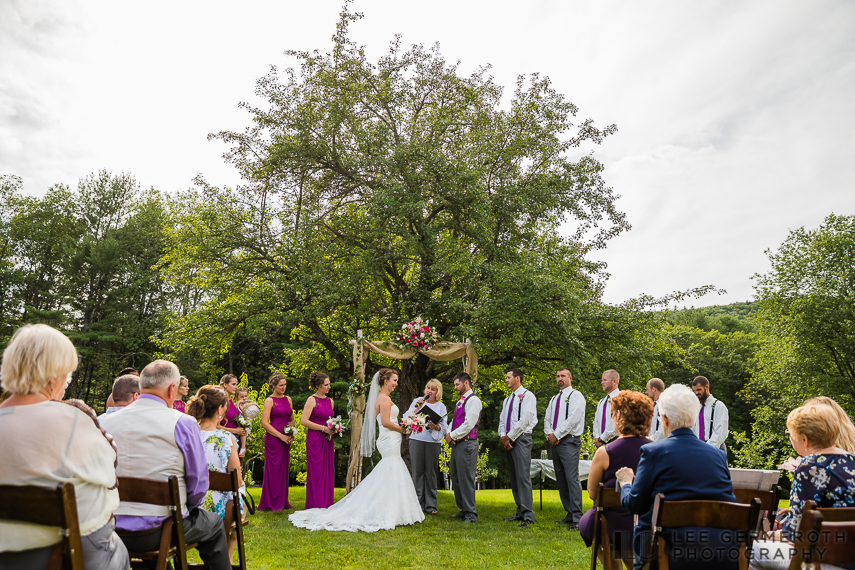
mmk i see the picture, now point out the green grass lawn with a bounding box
[215,487,595,569]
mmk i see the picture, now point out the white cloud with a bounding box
[1,0,853,306]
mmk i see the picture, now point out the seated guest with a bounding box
[779,395,855,473]
[580,391,653,569]
[0,324,129,570]
[105,368,140,409]
[750,403,855,569]
[188,385,246,562]
[100,360,230,570]
[98,375,140,420]
[616,384,737,570]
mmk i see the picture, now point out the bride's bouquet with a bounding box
[326,416,345,440]
[401,413,428,435]
[282,425,298,438]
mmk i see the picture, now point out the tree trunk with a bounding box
[398,353,430,473]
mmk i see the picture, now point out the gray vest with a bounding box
[101,397,189,517]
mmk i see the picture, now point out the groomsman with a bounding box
[593,369,621,447]
[499,368,538,528]
[543,368,586,528]
[645,378,665,441]
[445,372,482,523]
[691,376,729,453]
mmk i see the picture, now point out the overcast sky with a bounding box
[2,0,853,307]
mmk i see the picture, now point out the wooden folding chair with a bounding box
[0,482,85,570]
[189,469,249,570]
[646,493,762,570]
[116,475,197,570]
[590,482,634,570]
[802,499,855,523]
[733,485,782,532]
[788,507,855,569]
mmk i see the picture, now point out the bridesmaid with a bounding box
[301,371,335,509]
[218,374,247,450]
[258,373,295,510]
[172,376,190,413]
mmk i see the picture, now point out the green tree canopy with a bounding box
[157,6,713,419]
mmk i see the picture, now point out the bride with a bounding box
[289,368,425,532]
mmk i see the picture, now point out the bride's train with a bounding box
[289,404,425,532]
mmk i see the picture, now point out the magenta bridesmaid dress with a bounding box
[304,396,335,509]
[258,396,293,510]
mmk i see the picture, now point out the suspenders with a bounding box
[703,400,718,442]
[505,391,527,424]
[551,390,575,422]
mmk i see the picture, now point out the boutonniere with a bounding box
[517,393,525,401]
[564,394,571,403]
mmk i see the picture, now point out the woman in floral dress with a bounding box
[188,385,245,562]
[750,402,855,569]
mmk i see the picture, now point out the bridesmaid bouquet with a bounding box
[326,416,345,440]
[282,425,298,438]
[401,413,428,435]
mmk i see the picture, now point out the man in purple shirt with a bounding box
[101,360,229,569]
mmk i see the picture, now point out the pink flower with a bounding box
[518,394,525,400]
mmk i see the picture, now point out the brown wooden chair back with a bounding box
[733,485,782,531]
[0,482,85,570]
[802,500,855,523]
[788,509,855,569]
[590,482,633,570]
[648,493,762,570]
[116,475,192,570]
[787,501,855,570]
[204,469,247,570]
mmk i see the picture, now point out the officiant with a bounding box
[403,379,449,515]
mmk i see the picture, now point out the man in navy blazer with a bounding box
[616,384,736,570]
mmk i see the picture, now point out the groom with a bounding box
[445,372,482,523]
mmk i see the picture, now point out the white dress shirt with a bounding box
[691,394,729,449]
[593,388,621,443]
[543,386,586,439]
[403,398,448,443]
[648,400,664,441]
[498,386,538,441]
[449,390,483,441]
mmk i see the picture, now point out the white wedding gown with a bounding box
[289,404,425,532]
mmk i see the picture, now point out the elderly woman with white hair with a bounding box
[615,383,737,570]
[0,324,129,570]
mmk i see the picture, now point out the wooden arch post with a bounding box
[344,339,478,494]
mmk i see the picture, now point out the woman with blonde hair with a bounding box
[751,403,855,568]
[402,378,449,515]
[778,395,855,472]
[0,324,129,569]
[172,376,190,413]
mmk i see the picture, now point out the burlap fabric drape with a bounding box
[344,340,478,493]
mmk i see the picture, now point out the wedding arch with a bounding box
[344,335,479,493]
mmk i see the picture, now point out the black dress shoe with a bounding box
[567,523,580,531]
[519,520,534,528]
[503,515,522,522]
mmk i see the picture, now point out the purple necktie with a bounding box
[601,396,609,432]
[552,395,561,429]
[505,396,513,432]
[699,406,705,441]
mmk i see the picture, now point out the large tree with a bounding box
[734,213,855,469]
[158,5,704,423]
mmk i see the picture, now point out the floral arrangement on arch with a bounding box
[396,317,440,352]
